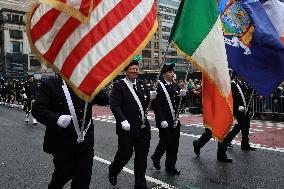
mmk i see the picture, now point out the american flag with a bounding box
[27,0,158,102]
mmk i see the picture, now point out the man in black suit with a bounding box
[221,72,256,151]
[151,62,184,175]
[108,56,152,189]
[32,76,106,189]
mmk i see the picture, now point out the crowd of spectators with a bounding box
[1,76,283,121]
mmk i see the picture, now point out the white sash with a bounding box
[160,82,175,121]
[232,80,247,111]
[62,80,91,143]
[123,78,145,123]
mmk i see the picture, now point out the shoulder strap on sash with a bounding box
[62,80,91,143]
[160,82,175,121]
[234,81,247,111]
[123,78,145,122]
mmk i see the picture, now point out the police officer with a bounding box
[24,75,38,124]
[221,72,256,151]
[108,56,151,189]
[151,62,184,175]
[32,76,107,189]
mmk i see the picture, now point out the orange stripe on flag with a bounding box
[202,76,233,141]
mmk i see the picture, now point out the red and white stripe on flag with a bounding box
[26,0,158,102]
[39,0,94,23]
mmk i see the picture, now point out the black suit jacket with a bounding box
[32,78,105,155]
[153,79,181,129]
[24,80,38,99]
[109,78,151,138]
[231,79,252,118]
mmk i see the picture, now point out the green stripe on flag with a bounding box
[169,0,219,56]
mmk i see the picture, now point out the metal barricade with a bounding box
[185,93,202,114]
[185,93,284,119]
[250,96,284,120]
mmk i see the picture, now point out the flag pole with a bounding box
[173,60,191,128]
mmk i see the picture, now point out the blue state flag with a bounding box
[219,0,284,96]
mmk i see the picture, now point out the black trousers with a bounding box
[24,99,32,115]
[194,128,226,155]
[225,114,251,146]
[152,128,180,169]
[109,134,150,188]
[48,151,94,189]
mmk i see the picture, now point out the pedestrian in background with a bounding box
[23,75,38,125]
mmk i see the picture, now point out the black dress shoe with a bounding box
[165,168,180,175]
[151,155,161,170]
[108,173,117,186]
[217,154,233,163]
[193,140,200,156]
[241,145,256,151]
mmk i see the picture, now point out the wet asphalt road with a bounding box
[0,105,283,189]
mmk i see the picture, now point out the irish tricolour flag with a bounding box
[169,0,233,140]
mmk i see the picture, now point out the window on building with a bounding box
[162,26,171,32]
[154,42,159,49]
[0,30,4,54]
[30,58,41,67]
[146,41,151,48]
[154,51,159,58]
[142,59,151,69]
[167,51,177,56]
[7,13,11,22]
[12,14,20,23]
[162,35,169,41]
[154,33,159,40]
[0,30,3,53]
[9,30,23,39]
[10,41,23,53]
[142,50,151,58]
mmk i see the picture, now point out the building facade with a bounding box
[158,0,196,79]
[140,13,163,74]
[0,1,51,81]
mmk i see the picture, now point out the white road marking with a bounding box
[93,156,177,189]
[94,117,284,153]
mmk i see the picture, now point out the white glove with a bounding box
[150,91,157,100]
[161,121,168,128]
[238,106,245,112]
[121,120,130,131]
[180,89,187,97]
[23,93,27,99]
[57,115,72,128]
